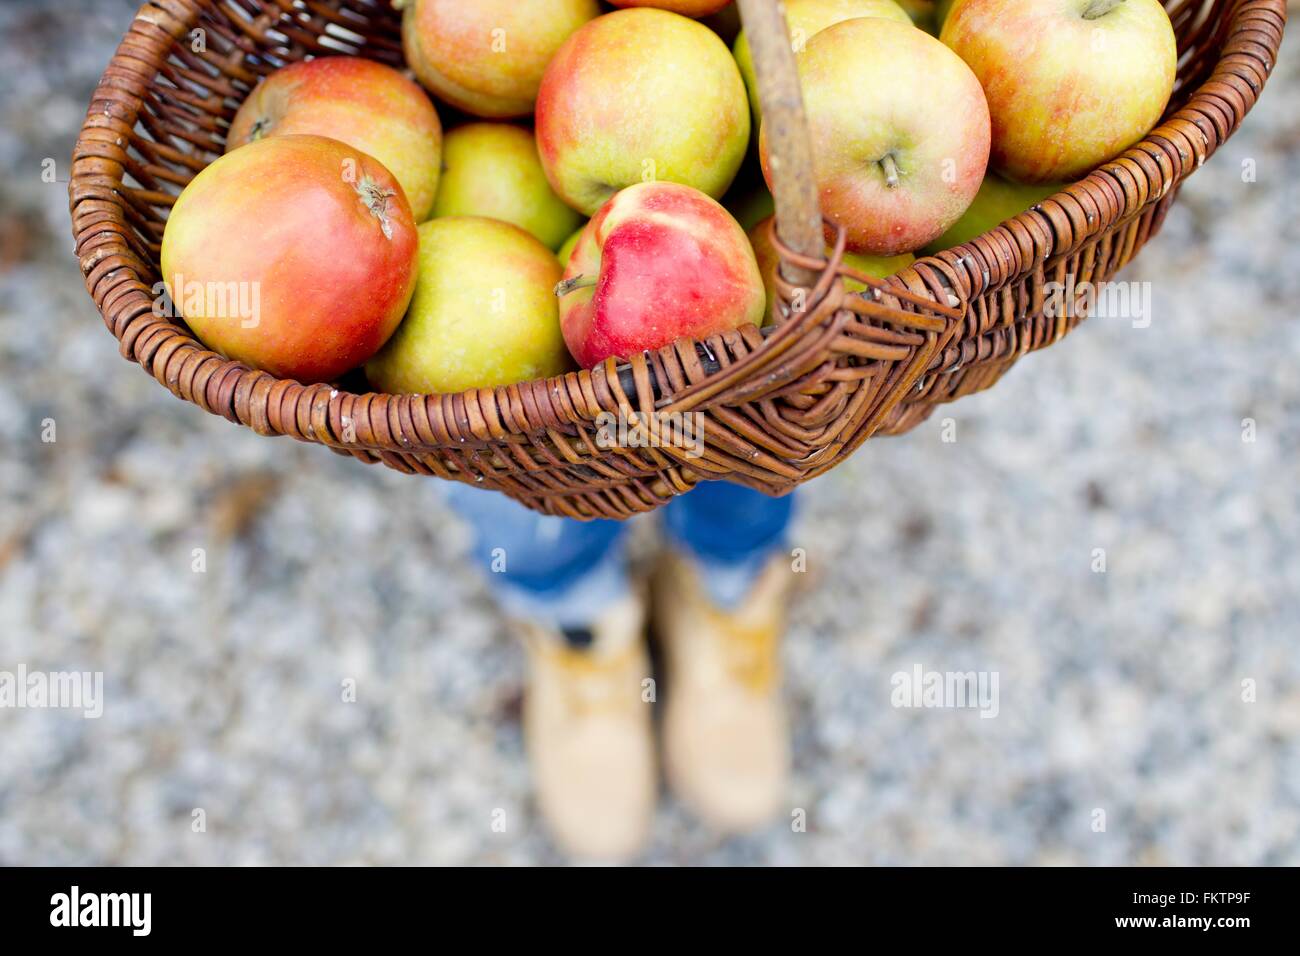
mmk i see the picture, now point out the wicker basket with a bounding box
[70,0,1286,519]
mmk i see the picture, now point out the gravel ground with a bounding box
[1,1,1297,866]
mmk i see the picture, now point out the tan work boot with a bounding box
[518,594,656,861]
[653,551,792,833]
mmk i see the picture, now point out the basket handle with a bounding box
[735,0,824,289]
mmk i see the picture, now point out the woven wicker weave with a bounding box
[70,0,1286,519]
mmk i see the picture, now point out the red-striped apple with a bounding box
[400,0,600,119]
[536,8,750,216]
[557,182,765,368]
[760,17,990,256]
[366,217,572,393]
[941,0,1177,183]
[161,135,418,384]
[227,56,443,221]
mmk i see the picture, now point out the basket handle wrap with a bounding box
[734,0,824,288]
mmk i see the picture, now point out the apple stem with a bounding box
[555,275,598,298]
[880,154,901,189]
[356,176,397,240]
[1082,0,1125,19]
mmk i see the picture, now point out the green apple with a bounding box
[922,174,1062,253]
[942,0,1177,183]
[433,123,582,251]
[366,217,573,393]
[733,0,912,127]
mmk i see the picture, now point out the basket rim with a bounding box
[69,0,1287,459]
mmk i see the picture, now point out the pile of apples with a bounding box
[161,0,1177,390]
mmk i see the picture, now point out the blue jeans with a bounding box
[448,482,796,628]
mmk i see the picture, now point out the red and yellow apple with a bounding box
[161,135,418,384]
[557,182,765,368]
[366,217,572,394]
[941,0,1177,183]
[607,0,733,16]
[748,216,914,322]
[922,174,1062,252]
[761,17,989,256]
[226,56,443,221]
[400,0,600,119]
[536,8,751,216]
[433,123,582,251]
[733,0,912,126]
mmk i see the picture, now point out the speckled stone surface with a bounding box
[1,1,1296,865]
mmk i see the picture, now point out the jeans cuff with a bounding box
[688,549,780,610]
[491,553,632,631]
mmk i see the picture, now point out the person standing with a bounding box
[450,481,797,859]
